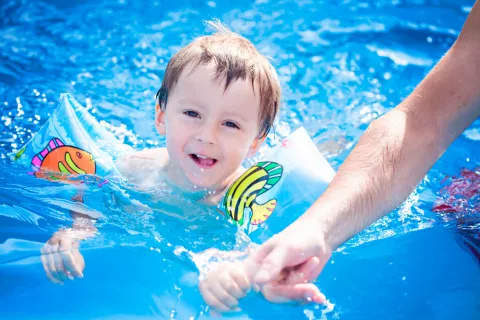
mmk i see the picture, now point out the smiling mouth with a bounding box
[189,154,218,168]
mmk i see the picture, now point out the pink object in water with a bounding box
[432,167,480,213]
[281,139,292,148]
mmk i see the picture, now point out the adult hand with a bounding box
[248,215,332,287]
[259,256,326,304]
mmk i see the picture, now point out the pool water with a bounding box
[1,0,479,319]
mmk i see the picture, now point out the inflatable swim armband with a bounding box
[218,127,335,243]
[12,93,133,182]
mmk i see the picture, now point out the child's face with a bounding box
[156,63,264,191]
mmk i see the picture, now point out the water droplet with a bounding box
[85,98,93,111]
[426,36,433,43]
[402,276,406,281]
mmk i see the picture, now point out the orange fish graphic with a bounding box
[31,138,96,181]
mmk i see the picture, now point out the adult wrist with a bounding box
[301,199,343,252]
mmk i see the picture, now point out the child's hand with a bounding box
[199,261,251,313]
[40,230,86,285]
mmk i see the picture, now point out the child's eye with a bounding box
[184,110,199,118]
[224,121,240,129]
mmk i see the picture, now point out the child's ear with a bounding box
[246,135,266,158]
[154,102,166,135]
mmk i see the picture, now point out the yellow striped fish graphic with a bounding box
[223,161,283,226]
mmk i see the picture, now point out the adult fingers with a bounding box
[263,282,326,304]
[283,256,323,284]
[253,246,291,285]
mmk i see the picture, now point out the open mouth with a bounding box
[189,154,218,168]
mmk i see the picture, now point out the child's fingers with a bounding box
[220,267,250,298]
[199,281,235,313]
[210,283,240,309]
[52,247,69,282]
[42,244,62,282]
[230,264,251,291]
[220,278,247,300]
[40,253,63,285]
[59,239,83,278]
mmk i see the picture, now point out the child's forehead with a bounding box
[175,62,260,98]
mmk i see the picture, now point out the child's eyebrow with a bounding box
[177,97,205,108]
[223,111,249,123]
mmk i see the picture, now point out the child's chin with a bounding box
[186,175,219,190]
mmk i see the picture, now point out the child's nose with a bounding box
[195,123,217,145]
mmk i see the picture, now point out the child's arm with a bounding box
[40,193,97,284]
[115,148,168,187]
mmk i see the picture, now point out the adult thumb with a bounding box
[253,247,289,285]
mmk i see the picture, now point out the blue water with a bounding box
[1,0,479,319]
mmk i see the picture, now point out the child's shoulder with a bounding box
[115,148,169,186]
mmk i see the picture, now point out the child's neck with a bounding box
[164,164,245,206]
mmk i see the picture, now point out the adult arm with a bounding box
[251,1,480,284]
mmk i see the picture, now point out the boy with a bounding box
[40,21,323,311]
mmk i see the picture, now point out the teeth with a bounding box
[196,154,210,159]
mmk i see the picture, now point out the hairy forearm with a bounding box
[307,4,480,249]
[309,110,437,249]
